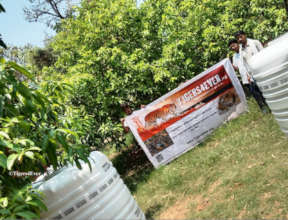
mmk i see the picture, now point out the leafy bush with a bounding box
[40,79,96,147]
[0,59,90,219]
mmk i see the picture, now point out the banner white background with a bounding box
[125,59,247,168]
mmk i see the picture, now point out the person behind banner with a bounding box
[228,38,268,113]
[120,103,133,133]
[235,31,268,113]
[121,103,147,132]
[235,30,264,60]
[120,102,143,150]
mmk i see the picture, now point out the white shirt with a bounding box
[242,38,263,60]
[232,50,252,84]
[232,38,263,84]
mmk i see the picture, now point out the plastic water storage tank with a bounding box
[247,33,288,136]
[33,151,146,220]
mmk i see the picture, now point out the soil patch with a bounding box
[158,197,193,220]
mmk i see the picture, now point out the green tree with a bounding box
[0,58,91,218]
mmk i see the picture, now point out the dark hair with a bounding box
[120,102,129,108]
[228,39,238,47]
[234,30,246,38]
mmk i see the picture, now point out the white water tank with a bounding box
[33,151,146,220]
[247,33,288,136]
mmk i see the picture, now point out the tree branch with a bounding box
[46,0,65,19]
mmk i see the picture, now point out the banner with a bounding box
[125,59,247,168]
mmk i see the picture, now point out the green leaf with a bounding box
[82,157,92,172]
[0,57,5,64]
[17,83,32,99]
[14,138,31,146]
[32,92,46,109]
[56,134,69,151]
[24,151,34,159]
[27,146,41,152]
[25,195,32,202]
[7,154,18,170]
[27,199,48,211]
[18,150,25,163]
[56,128,79,138]
[75,159,82,169]
[7,62,34,80]
[42,135,49,150]
[19,120,32,132]
[0,197,8,208]
[46,142,57,169]
[0,131,10,139]
[15,211,39,219]
[0,139,13,149]
[0,152,7,168]
[0,96,4,118]
[13,205,27,213]
[0,208,10,215]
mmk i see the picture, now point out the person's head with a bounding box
[120,103,132,115]
[228,39,239,53]
[234,31,247,45]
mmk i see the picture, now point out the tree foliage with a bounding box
[31,48,56,70]
[0,58,91,219]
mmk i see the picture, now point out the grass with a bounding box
[111,98,288,219]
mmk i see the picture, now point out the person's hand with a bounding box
[179,80,189,87]
[247,74,251,83]
[121,118,130,133]
[233,65,239,71]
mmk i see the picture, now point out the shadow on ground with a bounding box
[144,203,163,220]
[112,145,153,193]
